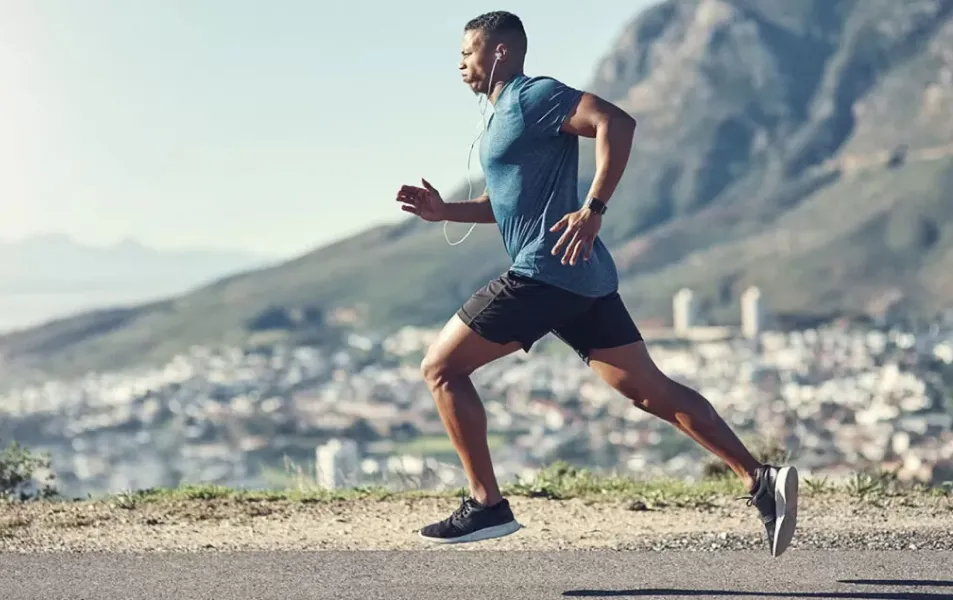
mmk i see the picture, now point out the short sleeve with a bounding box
[518,76,584,137]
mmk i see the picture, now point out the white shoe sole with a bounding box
[772,465,799,557]
[419,519,522,544]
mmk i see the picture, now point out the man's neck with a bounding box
[488,70,523,105]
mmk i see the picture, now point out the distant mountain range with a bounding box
[2,0,953,379]
[0,234,271,333]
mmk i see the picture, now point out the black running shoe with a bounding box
[740,464,799,557]
[419,496,522,544]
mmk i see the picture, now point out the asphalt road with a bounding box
[2,550,952,599]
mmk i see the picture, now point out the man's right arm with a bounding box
[441,192,496,224]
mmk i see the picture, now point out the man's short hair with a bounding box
[464,11,527,53]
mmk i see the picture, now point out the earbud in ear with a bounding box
[495,51,503,60]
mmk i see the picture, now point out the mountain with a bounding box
[0,234,271,333]
[2,0,953,379]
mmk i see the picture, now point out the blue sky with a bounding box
[1,0,657,258]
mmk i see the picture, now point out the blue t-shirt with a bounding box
[479,74,619,298]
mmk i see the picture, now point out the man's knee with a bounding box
[420,348,464,390]
[420,315,521,390]
[419,350,441,387]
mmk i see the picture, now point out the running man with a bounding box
[395,10,798,557]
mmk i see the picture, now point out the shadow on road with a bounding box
[562,586,950,599]
[838,580,953,588]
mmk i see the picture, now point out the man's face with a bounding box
[459,29,498,96]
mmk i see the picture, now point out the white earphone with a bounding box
[443,51,501,246]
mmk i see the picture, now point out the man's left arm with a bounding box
[549,92,636,264]
[561,93,637,209]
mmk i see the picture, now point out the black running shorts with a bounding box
[456,271,643,363]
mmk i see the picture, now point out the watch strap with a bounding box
[585,197,608,214]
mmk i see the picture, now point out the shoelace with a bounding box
[450,492,475,524]
[737,489,770,512]
[737,469,767,507]
[736,484,762,507]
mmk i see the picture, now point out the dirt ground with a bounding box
[2,492,952,553]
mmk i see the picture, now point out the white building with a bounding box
[741,286,764,339]
[673,288,697,334]
[316,438,361,489]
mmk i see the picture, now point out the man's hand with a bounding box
[550,207,602,266]
[396,178,446,222]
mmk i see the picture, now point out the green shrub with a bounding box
[0,441,58,501]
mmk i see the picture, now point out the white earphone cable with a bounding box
[443,55,499,246]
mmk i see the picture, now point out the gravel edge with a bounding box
[2,492,953,553]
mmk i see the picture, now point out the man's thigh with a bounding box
[423,313,523,377]
[551,291,644,364]
[456,271,591,356]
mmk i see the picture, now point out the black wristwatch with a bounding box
[585,197,608,215]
